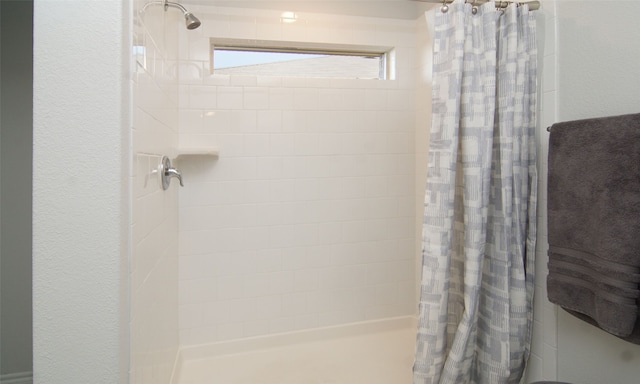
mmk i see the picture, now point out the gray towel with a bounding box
[547,113,640,344]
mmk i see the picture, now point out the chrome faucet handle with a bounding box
[165,167,184,187]
[160,156,184,190]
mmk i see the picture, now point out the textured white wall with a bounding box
[176,6,419,346]
[555,1,640,383]
[32,1,130,383]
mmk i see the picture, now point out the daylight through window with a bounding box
[211,39,391,80]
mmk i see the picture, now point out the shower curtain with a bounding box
[413,1,537,383]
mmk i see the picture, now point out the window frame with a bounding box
[210,38,394,80]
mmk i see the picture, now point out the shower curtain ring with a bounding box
[471,0,478,14]
[441,0,449,13]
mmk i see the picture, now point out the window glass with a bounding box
[211,43,388,79]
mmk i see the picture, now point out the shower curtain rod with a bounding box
[415,0,540,11]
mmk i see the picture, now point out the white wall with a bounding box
[0,0,33,379]
[175,6,420,346]
[554,1,640,383]
[32,1,130,383]
[130,0,182,383]
[524,0,560,382]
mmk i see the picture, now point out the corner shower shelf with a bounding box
[175,147,219,159]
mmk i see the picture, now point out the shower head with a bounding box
[141,1,201,30]
[184,12,201,30]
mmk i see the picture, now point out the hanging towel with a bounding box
[547,113,640,344]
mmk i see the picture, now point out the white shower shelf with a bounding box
[175,147,219,159]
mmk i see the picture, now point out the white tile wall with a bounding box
[128,1,560,381]
[131,1,181,383]
[176,7,419,346]
[525,0,559,382]
[415,10,434,304]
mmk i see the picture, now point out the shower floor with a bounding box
[174,317,416,384]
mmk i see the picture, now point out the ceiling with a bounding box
[182,0,437,20]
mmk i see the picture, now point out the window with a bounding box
[210,38,392,80]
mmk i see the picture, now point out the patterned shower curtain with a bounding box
[413,1,537,383]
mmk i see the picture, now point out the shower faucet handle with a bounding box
[160,155,184,190]
[165,167,184,187]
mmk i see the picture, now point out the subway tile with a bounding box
[293,88,320,111]
[294,270,320,292]
[217,86,244,109]
[189,85,217,109]
[230,75,258,87]
[204,74,230,86]
[269,134,295,156]
[269,317,296,334]
[268,180,297,202]
[179,109,204,133]
[254,248,283,273]
[375,284,399,305]
[244,320,270,337]
[306,19,342,44]
[318,311,344,327]
[349,22,378,45]
[179,304,204,329]
[179,325,217,348]
[218,276,245,300]
[256,75,282,87]
[316,222,343,245]
[217,322,245,341]
[281,20,308,42]
[193,110,225,134]
[244,133,270,156]
[201,14,230,37]
[178,254,217,280]
[387,89,414,111]
[295,314,319,330]
[178,61,206,84]
[257,110,282,132]
[364,90,388,111]
[227,15,257,39]
[230,110,258,133]
[282,247,309,271]
[281,292,308,316]
[269,88,295,109]
[253,157,286,180]
[318,89,344,110]
[255,18,282,41]
[294,133,320,155]
[188,37,211,62]
[234,181,263,205]
[243,87,269,109]
[254,295,283,320]
[180,278,218,304]
[176,8,421,347]
[244,273,271,297]
[281,111,308,132]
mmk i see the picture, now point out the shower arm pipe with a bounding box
[141,0,201,29]
[142,0,188,13]
[414,0,540,11]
